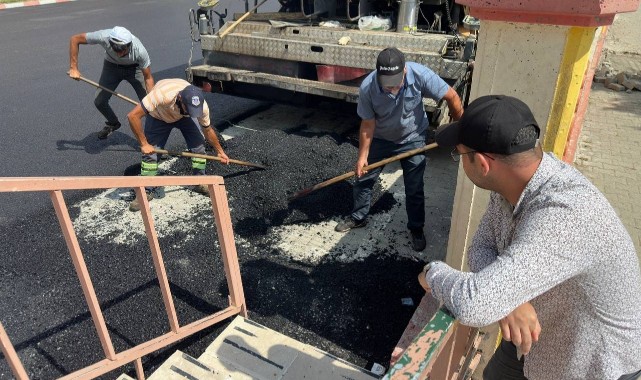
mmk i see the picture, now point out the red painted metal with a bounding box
[458,0,639,26]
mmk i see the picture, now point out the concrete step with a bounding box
[198,316,381,380]
[148,350,227,380]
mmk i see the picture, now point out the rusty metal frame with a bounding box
[386,294,480,379]
[0,176,247,380]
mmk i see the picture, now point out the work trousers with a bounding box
[95,60,146,125]
[141,116,207,178]
[351,135,426,230]
[483,339,641,380]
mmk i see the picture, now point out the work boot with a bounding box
[193,184,210,196]
[97,122,121,139]
[335,217,367,232]
[410,229,427,251]
[128,190,154,212]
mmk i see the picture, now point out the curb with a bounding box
[0,0,75,10]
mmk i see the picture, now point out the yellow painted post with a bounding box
[543,27,597,156]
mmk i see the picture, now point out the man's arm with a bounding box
[141,67,155,93]
[425,203,593,327]
[127,105,154,154]
[203,127,230,164]
[419,267,541,356]
[356,119,375,177]
[68,33,88,79]
[442,87,464,121]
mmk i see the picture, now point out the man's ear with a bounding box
[477,153,492,176]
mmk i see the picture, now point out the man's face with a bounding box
[115,47,130,57]
[458,144,490,190]
[381,70,406,96]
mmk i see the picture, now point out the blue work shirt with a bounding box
[357,62,449,144]
[85,29,151,69]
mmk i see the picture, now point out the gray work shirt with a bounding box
[427,153,641,380]
[85,29,151,69]
[357,62,448,144]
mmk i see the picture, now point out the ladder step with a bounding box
[198,316,381,380]
[148,351,225,380]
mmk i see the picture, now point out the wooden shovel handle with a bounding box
[155,149,267,169]
[289,143,438,200]
[77,76,138,105]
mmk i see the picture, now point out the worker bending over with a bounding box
[420,95,641,380]
[335,47,463,252]
[68,26,154,139]
[127,79,229,211]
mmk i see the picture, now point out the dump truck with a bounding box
[186,0,476,128]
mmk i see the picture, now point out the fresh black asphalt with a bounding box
[0,1,454,378]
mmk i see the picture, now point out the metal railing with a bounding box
[0,176,247,380]
[385,295,482,379]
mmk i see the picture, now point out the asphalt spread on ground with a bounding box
[0,128,426,379]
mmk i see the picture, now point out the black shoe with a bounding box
[410,229,426,251]
[97,122,121,139]
[335,217,367,232]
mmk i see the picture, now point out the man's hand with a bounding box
[418,269,431,293]
[355,158,368,177]
[140,143,155,155]
[68,68,81,80]
[499,302,541,356]
[218,151,230,165]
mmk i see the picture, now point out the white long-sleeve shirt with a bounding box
[426,153,641,380]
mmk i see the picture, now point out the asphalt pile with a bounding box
[170,129,389,237]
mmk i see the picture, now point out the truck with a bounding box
[186,0,476,129]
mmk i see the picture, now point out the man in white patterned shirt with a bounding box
[419,95,641,380]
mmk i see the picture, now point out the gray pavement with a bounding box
[574,8,641,262]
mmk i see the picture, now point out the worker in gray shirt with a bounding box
[419,95,641,380]
[68,26,155,139]
[335,47,463,252]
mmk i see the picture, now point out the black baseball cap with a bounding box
[376,47,405,87]
[179,85,205,118]
[436,95,540,155]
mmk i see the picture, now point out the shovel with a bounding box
[289,142,438,200]
[155,149,267,170]
[76,76,139,105]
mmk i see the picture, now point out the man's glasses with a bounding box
[109,41,131,53]
[450,148,495,162]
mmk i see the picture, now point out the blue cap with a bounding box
[180,85,205,118]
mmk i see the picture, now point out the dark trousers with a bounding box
[142,116,206,176]
[484,339,641,380]
[351,136,426,230]
[95,60,146,125]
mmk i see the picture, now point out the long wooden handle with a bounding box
[289,143,438,200]
[155,149,267,169]
[76,76,139,105]
[218,0,269,38]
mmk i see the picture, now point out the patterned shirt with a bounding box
[85,29,151,68]
[141,79,210,127]
[426,153,641,380]
[357,62,449,144]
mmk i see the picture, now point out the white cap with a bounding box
[109,26,132,44]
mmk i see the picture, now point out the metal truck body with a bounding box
[187,0,475,126]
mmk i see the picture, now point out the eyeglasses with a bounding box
[109,40,131,53]
[450,148,495,162]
